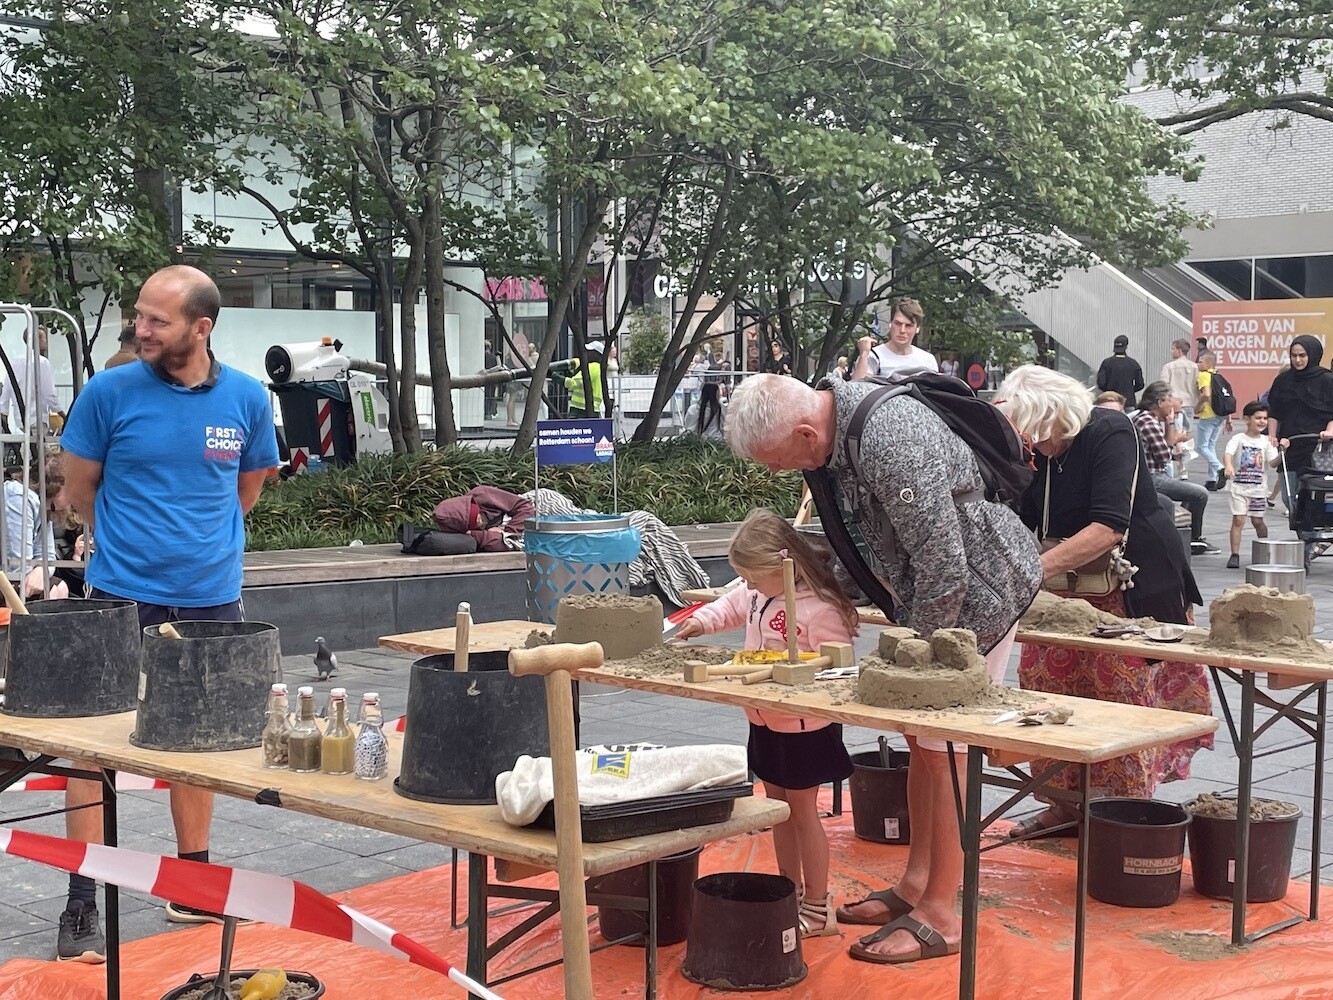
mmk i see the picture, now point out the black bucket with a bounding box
[2,599,140,718]
[597,847,701,947]
[681,873,806,991]
[159,970,325,1000]
[395,650,555,805]
[1187,801,1301,903]
[132,621,283,752]
[848,749,911,844]
[1088,798,1191,908]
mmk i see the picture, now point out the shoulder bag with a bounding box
[1039,437,1139,596]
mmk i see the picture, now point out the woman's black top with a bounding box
[1268,369,1333,472]
[1017,406,1200,622]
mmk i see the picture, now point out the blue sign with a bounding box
[535,419,615,466]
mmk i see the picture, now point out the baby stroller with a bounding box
[1281,433,1333,570]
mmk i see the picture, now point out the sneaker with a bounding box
[56,901,106,963]
[1217,470,1229,490]
[1191,539,1222,555]
[1226,554,1240,569]
[1204,480,1218,492]
[165,901,254,926]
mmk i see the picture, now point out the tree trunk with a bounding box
[397,241,424,451]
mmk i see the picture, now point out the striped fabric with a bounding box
[0,828,505,1000]
[524,489,712,606]
[4,772,169,793]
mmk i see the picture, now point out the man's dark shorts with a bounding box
[88,588,244,629]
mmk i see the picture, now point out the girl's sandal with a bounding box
[799,893,839,938]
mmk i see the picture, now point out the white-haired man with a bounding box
[726,373,1041,965]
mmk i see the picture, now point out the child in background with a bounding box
[675,509,858,937]
[1223,401,1282,569]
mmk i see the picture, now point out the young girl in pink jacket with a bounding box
[676,509,858,937]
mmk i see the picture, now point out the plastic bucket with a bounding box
[597,847,701,947]
[681,873,806,991]
[2,599,141,718]
[1088,798,1191,908]
[848,750,911,845]
[1187,801,1301,903]
[132,621,282,752]
[159,970,325,1000]
[525,514,641,625]
[395,650,556,805]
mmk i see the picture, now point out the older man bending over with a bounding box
[726,373,1041,964]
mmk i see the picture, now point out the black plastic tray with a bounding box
[530,783,754,842]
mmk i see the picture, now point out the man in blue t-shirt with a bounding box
[53,265,279,962]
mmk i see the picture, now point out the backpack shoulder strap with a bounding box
[802,468,900,621]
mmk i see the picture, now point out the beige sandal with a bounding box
[799,893,839,938]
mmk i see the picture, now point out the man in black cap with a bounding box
[1096,335,1146,410]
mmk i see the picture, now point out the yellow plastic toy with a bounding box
[239,969,287,1000]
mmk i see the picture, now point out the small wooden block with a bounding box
[1267,671,1308,690]
[819,642,855,667]
[771,662,816,685]
[987,749,1033,768]
[494,858,549,882]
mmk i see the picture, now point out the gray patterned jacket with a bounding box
[825,378,1042,653]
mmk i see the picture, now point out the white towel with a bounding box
[496,743,749,826]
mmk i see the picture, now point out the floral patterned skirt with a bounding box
[1019,590,1215,798]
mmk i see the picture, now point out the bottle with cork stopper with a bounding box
[321,688,355,775]
[261,683,293,769]
[354,692,388,781]
[288,686,323,773]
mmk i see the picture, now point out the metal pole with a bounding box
[102,766,121,1000]
[1232,670,1256,944]
[1073,763,1091,1000]
[467,852,490,1000]
[1312,681,1327,921]
[957,745,982,1000]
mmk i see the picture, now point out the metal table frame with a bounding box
[0,752,121,1000]
[1209,667,1327,944]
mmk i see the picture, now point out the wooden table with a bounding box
[383,621,1219,1000]
[0,710,787,1000]
[1019,626,1332,947]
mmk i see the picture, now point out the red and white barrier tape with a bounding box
[4,773,170,793]
[0,829,505,1000]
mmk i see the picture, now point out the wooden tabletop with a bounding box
[381,621,1218,766]
[0,711,787,877]
[1017,627,1333,681]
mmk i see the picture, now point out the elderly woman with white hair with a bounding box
[995,365,1212,837]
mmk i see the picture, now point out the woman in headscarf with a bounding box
[1266,335,1333,503]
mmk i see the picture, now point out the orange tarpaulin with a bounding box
[2,799,1331,1000]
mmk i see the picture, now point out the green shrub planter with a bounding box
[245,440,800,551]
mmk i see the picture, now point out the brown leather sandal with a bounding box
[834,886,913,926]
[848,914,960,965]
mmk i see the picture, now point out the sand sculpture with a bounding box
[1201,584,1322,658]
[554,594,663,661]
[856,627,995,710]
[1019,590,1129,635]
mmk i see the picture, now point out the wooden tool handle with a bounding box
[158,622,183,639]
[712,665,772,677]
[0,574,28,616]
[509,642,604,677]
[782,557,798,663]
[542,661,594,996]
[454,602,471,672]
[742,667,774,685]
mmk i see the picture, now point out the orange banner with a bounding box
[1193,299,1333,409]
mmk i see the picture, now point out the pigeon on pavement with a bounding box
[314,636,337,681]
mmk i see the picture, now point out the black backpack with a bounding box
[1209,371,1237,416]
[803,370,1035,620]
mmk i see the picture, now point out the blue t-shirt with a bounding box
[61,361,279,606]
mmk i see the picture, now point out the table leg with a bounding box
[957,746,982,1000]
[467,852,489,1000]
[102,767,120,1000]
[646,859,659,1000]
[1312,682,1327,922]
[1072,763,1090,1000]
[1232,670,1256,945]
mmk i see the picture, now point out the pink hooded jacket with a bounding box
[688,582,855,733]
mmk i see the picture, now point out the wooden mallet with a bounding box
[0,574,28,616]
[508,641,604,1000]
[454,602,471,672]
[782,557,799,664]
[683,661,769,683]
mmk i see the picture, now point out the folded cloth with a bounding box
[496,743,749,826]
